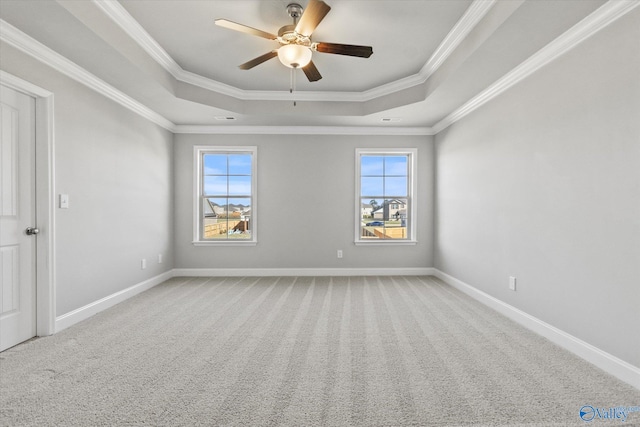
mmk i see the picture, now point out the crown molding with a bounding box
[1,19,431,136]
[92,0,492,104]
[91,0,182,77]
[174,125,435,136]
[360,0,496,102]
[178,69,363,102]
[0,19,176,132]
[3,0,635,136]
[420,0,496,78]
[93,0,368,102]
[432,0,640,134]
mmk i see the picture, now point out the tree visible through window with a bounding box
[195,147,256,243]
[356,149,416,242]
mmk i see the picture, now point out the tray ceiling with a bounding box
[1,0,627,131]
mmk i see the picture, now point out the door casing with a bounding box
[1,70,55,337]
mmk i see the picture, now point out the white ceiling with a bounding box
[0,0,613,130]
[119,0,472,92]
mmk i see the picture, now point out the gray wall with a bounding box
[174,134,434,270]
[4,5,636,371]
[434,10,640,367]
[1,43,174,316]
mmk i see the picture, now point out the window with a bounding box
[194,146,257,244]
[355,148,416,244]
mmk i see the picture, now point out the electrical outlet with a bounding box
[158,254,163,264]
[337,250,343,259]
[141,259,147,270]
[509,276,517,291]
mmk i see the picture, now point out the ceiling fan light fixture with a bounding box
[278,44,312,68]
[216,0,372,82]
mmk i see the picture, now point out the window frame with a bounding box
[354,148,417,245]
[193,146,257,246]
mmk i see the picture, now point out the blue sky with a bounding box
[202,153,408,199]
[204,154,252,175]
[361,155,408,197]
[204,154,252,196]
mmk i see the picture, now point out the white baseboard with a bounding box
[51,267,638,389]
[55,270,174,333]
[433,269,640,390]
[172,267,435,277]
[54,268,433,332]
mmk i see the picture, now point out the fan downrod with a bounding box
[279,3,310,46]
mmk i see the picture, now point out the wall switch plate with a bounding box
[141,259,147,270]
[337,250,343,259]
[59,194,69,209]
[509,276,517,291]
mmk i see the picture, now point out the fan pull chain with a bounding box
[290,2,302,106]
[290,67,297,106]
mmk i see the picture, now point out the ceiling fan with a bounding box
[215,0,373,83]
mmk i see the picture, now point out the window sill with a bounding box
[192,241,257,247]
[354,240,417,246]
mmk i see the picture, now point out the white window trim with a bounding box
[354,148,417,245]
[193,145,257,246]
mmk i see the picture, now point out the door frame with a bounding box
[1,71,55,336]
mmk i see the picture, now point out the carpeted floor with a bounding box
[1,276,638,426]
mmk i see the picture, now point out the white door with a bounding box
[0,85,36,351]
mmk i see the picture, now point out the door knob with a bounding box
[25,227,39,235]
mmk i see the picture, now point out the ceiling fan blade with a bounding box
[314,42,373,58]
[295,0,331,36]
[302,61,322,82]
[215,19,278,40]
[239,51,278,70]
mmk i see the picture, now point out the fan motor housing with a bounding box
[278,25,311,47]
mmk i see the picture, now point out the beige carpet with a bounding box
[1,276,638,426]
